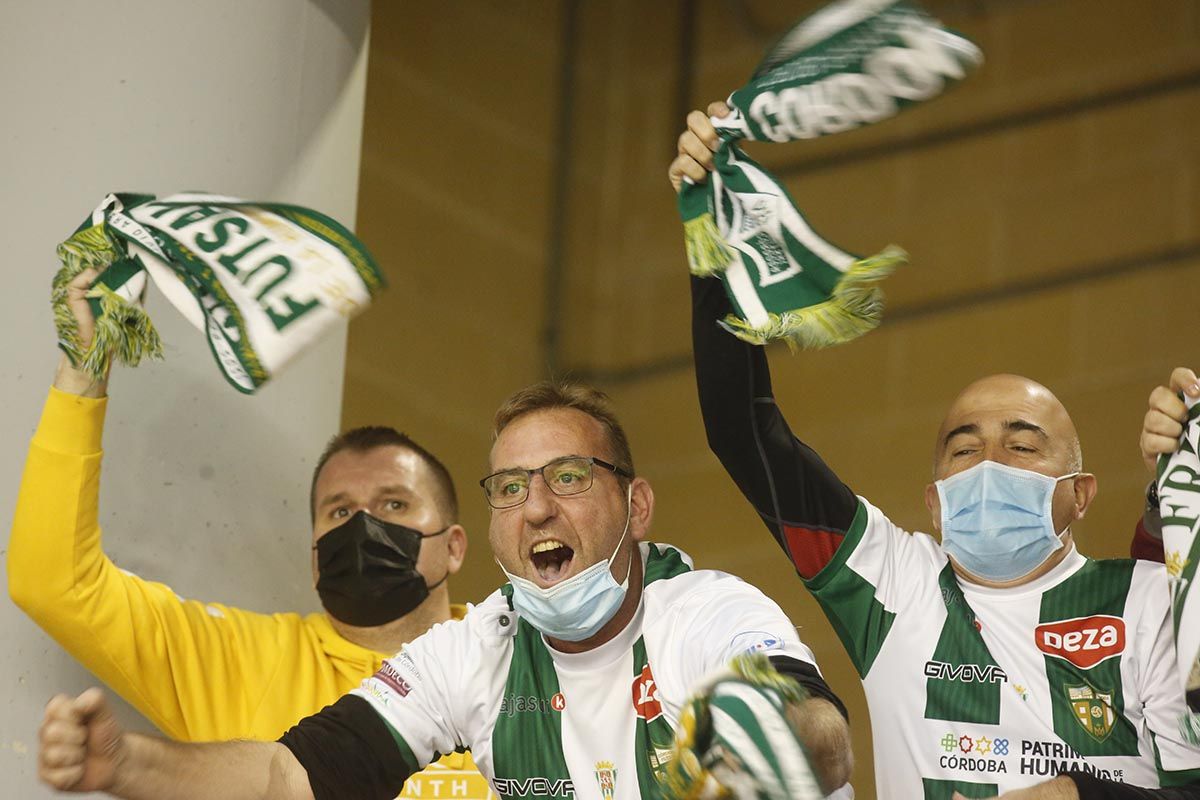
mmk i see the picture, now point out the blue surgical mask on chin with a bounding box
[936,460,1079,583]
[500,486,634,642]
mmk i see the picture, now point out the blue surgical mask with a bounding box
[936,460,1078,583]
[500,487,634,642]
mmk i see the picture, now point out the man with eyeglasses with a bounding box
[37,380,854,800]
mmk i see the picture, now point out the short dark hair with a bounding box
[309,426,458,524]
[492,381,635,477]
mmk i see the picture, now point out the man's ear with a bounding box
[444,524,468,575]
[1073,473,1098,520]
[629,477,655,542]
[924,483,942,532]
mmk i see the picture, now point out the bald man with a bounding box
[675,108,1200,799]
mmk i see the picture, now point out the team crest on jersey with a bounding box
[1066,682,1115,741]
[633,665,663,721]
[1035,615,1125,669]
[594,761,617,799]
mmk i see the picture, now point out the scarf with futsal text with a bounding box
[1157,395,1200,740]
[52,192,384,393]
[678,0,982,347]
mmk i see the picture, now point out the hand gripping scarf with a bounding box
[1157,394,1200,739]
[52,192,384,393]
[678,0,982,348]
[663,654,822,800]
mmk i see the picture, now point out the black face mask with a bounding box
[315,510,450,627]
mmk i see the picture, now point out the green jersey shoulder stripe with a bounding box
[492,619,571,796]
[807,501,896,677]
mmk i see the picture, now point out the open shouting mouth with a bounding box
[530,539,575,584]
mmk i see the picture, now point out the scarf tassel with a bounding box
[682,212,738,278]
[52,224,164,377]
[720,245,907,349]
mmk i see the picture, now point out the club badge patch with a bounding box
[1067,682,1115,741]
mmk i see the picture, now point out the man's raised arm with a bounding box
[676,103,858,579]
[9,266,295,741]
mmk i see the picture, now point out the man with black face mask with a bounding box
[8,268,491,798]
[306,426,472,663]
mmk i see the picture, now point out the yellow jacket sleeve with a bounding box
[7,387,291,740]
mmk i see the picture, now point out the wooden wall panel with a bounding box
[347,2,564,599]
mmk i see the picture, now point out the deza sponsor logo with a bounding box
[1034,616,1125,669]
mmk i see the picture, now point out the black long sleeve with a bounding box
[691,275,858,578]
[279,695,416,800]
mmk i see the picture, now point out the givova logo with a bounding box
[924,660,1007,683]
[492,777,573,797]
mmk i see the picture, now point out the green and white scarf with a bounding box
[1157,395,1200,737]
[664,654,821,800]
[678,0,982,348]
[52,192,384,393]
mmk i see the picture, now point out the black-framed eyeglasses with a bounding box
[479,455,632,509]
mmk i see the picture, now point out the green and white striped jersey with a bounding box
[353,542,823,800]
[808,498,1200,799]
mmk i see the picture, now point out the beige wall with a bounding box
[350,2,1200,795]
